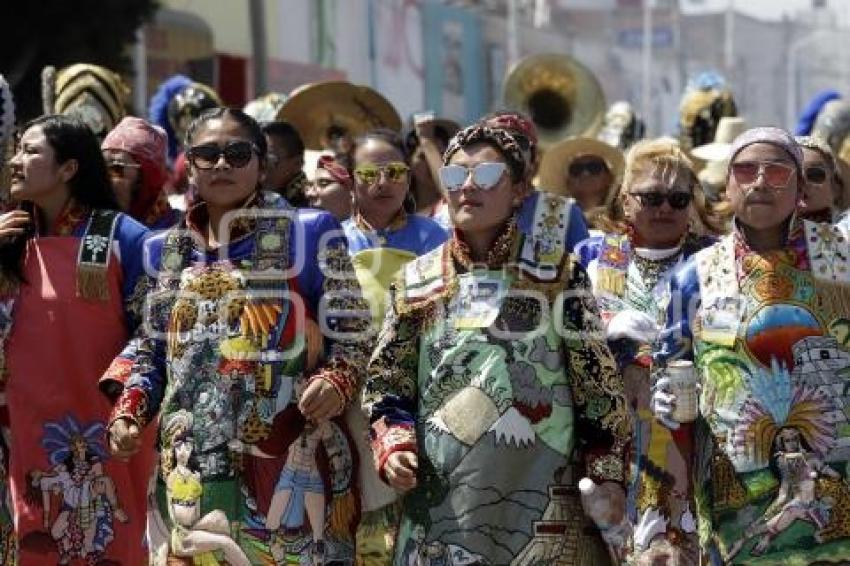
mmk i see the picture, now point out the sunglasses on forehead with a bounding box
[439,162,508,192]
[630,191,693,209]
[187,140,259,170]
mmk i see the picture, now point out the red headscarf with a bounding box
[102,117,171,224]
[316,154,353,188]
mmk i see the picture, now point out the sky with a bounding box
[682,0,850,24]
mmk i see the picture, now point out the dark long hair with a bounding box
[0,115,119,286]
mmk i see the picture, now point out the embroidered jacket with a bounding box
[646,219,850,564]
[107,192,370,564]
[365,194,630,564]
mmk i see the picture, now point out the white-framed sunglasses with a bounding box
[438,162,508,192]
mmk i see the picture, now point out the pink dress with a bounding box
[0,216,154,565]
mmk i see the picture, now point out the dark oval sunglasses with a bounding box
[630,191,693,210]
[188,141,259,170]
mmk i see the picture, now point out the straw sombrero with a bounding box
[537,136,625,201]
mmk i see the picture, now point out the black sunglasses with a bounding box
[188,141,258,170]
[804,165,828,185]
[631,191,693,210]
[568,160,608,177]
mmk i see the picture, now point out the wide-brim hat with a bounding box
[691,116,748,162]
[537,136,625,199]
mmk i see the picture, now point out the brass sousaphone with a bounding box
[277,81,402,151]
[503,54,606,150]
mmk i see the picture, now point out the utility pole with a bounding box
[642,0,653,135]
[249,0,268,97]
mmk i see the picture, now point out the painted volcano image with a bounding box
[745,304,822,370]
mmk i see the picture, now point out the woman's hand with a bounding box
[298,378,344,422]
[108,418,142,460]
[0,210,31,238]
[384,451,418,492]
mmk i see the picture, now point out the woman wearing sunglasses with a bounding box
[0,115,153,564]
[646,127,850,564]
[365,123,631,565]
[796,135,843,223]
[341,129,446,563]
[343,129,447,256]
[106,108,369,564]
[101,116,181,230]
[575,138,720,563]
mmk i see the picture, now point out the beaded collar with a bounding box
[449,216,518,271]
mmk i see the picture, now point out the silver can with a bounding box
[667,360,698,423]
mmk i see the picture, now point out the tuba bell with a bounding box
[502,54,606,150]
[276,81,402,151]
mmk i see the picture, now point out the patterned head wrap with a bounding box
[444,124,526,182]
[316,154,352,188]
[42,64,129,139]
[102,117,170,222]
[729,127,803,172]
[482,111,538,172]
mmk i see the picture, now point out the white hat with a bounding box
[691,116,748,162]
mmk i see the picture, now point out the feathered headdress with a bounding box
[733,358,836,468]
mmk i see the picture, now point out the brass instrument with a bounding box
[502,54,606,150]
[276,81,402,150]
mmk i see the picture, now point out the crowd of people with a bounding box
[0,60,849,566]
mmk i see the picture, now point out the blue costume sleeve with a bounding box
[565,200,590,252]
[574,235,603,269]
[105,233,169,422]
[653,257,702,368]
[114,213,150,331]
[296,209,371,402]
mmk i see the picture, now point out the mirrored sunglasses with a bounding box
[438,162,508,192]
[353,162,410,185]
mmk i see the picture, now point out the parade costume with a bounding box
[41,64,129,140]
[340,196,446,564]
[366,191,631,564]
[678,72,737,153]
[0,204,151,565]
[149,75,222,163]
[109,192,369,564]
[647,216,850,564]
[577,229,715,563]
